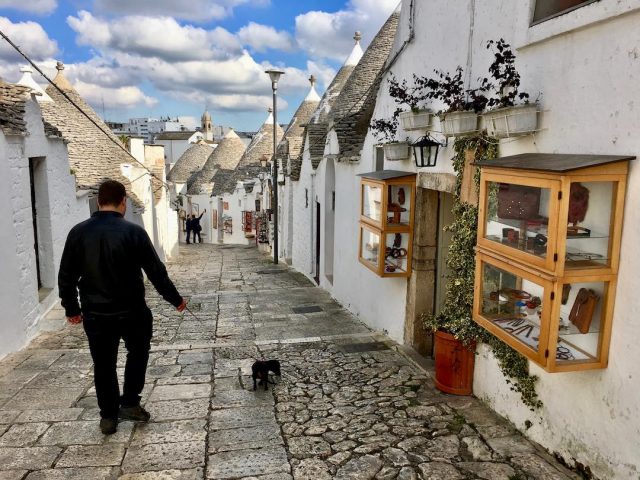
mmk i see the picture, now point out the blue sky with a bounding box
[0,0,398,131]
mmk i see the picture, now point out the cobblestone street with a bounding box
[0,244,578,480]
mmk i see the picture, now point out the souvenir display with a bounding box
[569,288,599,334]
[497,183,541,220]
[567,182,590,235]
[359,172,416,277]
[474,154,631,372]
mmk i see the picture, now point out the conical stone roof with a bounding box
[40,62,143,207]
[301,33,364,172]
[167,142,214,184]
[277,76,321,161]
[218,110,284,194]
[187,129,246,195]
[330,11,400,162]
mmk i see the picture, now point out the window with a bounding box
[532,0,597,24]
[374,146,384,172]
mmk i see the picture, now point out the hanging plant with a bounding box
[419,66,489,114]
[422,134,542,410]
[485,39,530,109]
[482,39,538,138]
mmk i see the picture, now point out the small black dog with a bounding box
[251,359,281,391]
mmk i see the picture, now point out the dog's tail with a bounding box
[237,367,245,390]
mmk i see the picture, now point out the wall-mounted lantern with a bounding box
[412,135,444,168]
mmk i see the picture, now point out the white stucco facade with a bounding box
[0,92,89,359]
[304,1,640,478]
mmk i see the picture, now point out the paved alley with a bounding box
[0,244,578,480]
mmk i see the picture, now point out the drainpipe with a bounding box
[466,0,476,90]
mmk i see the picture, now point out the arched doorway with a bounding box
[323,158,335,284]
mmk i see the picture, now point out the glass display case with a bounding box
[358,171,416,277]
[473,153,633,372]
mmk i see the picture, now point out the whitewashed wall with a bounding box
[0,94,88,359]
[291,138,317,278]
[378,1,640,478]
[213,185,258,245]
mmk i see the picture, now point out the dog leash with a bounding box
[184,305,203,322]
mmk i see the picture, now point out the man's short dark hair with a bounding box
[98,180,126,206]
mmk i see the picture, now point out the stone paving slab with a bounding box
[0,244,579,480]
[122,441,206,473]
[56,443,127,467]
[206,446,290,479]
[0,446,61,470]
[24,467,117,480]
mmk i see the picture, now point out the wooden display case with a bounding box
[473,153,633,372]
[358,171,416,277]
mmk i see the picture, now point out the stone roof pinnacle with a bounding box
[345,31,364,66]
[52,61,74,92]
[305,75,321,102]
[17,65,52,102]
[265,107,274,125]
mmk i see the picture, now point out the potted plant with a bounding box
[482,39,538,138]
[370,116,411,161]
[421,66,488,137]
[387,76,433,131]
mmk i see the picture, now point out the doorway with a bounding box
[314,201,321,284]
[435,192,455,314]
[324,159,335,284]
[28,157,54,300]
[404,188,455,357]
[28,159,42,290]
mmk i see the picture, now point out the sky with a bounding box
[0,0,399,131]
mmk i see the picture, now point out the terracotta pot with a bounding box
[433,330,475,395]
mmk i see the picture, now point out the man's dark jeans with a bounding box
[83,308,152,419]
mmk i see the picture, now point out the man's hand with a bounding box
[67,315,82,325]
[177,299,187,312]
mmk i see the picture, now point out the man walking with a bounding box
[58,180,186,435]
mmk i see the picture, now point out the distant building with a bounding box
[123,116,197,143]
[154,131,204,172]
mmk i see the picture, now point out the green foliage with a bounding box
[422,134,542,410]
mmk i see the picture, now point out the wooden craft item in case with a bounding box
[569,288,599,334]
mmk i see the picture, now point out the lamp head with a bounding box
[265,69,285,85]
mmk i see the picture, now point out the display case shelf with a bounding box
[358,171,416,278]
[473,153,633,372]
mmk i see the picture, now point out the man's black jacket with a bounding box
[58,211,182,317]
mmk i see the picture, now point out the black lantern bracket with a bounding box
[411,134,447,168]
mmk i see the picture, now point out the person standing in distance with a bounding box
[58,180,187,435]
[191,210,205,244]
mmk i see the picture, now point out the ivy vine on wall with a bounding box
[422,134,543,410]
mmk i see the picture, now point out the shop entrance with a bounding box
[404,186,455,357]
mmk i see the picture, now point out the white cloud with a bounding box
[46,57,140,89]
[237,22,295,53]
[170,90,287,112]
[295,0,398,62]
[53,6,350,115]
[93,0,270,22]
[74,80,158,109]
[0,17,58,61]
[0,0,57,15]
[68,11,242,61]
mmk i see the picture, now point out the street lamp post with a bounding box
[265,69,284,264]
